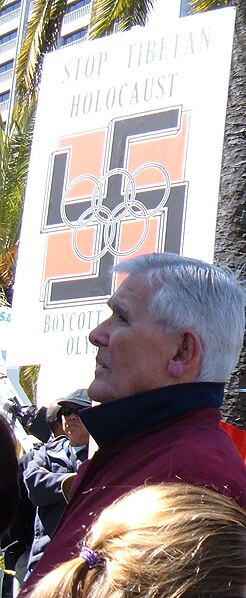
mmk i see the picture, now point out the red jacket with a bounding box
[22,383,246,589]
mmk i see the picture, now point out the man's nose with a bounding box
[67,412,79,421]
[89,319,109,347]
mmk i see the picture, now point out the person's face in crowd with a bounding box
[88,273,183,403]
[61,402,89,446]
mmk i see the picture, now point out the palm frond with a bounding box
[16,0,67,102]
[19,364,41,404]
[89,0,155,39]
[0,100,36,303]
[188,0,229,11]
[0,103,35,242]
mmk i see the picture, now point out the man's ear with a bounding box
[167,331,202,381]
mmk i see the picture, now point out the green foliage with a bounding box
[0,102,36,304]
[17,0,68,103]
[19,364,40,404]
[189,0,229,11]
[89,0,155,39]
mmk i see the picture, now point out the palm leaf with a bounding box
[19,364,41,404]
[188,0,229,11]
[0,101,36,304]
[90,0,155,39]
[0,104,35,248]
[16,0,67,102]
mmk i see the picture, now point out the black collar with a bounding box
[81,382,224,448]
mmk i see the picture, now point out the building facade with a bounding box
[0,0,92,123]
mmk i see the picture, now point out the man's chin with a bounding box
[87,379,101,403]
[88,379,114,404]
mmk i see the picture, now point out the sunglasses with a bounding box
[61,407,84,417]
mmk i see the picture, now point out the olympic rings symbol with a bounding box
[60,163,171,261]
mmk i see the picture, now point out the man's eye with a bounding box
[118,313,128,323]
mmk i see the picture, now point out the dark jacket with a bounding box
[22,383,246,587]
[24,435,88,571]
[1,449,37,575]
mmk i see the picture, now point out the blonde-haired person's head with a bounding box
[28,483,246,598]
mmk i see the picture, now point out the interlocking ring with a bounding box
[60,164,171,261]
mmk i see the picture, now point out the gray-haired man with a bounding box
[22,252,246,588]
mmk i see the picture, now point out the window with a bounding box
[62,27,87,45]
[0,60,14,74]
[66,0,90,13]
[0,90,10,103]
[0,29,17,45]
[0,1,21,16]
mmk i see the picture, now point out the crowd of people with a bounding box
[1,389,91,596]
[1,252,246,598]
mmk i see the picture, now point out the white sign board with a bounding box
[0,306,12,351]
[9,8,235,395]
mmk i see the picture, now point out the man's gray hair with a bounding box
[114,253,246,383]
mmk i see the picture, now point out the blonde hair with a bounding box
[28,483,246,598]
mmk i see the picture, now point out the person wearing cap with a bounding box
[23,390,91,575]
[57,388,92,456]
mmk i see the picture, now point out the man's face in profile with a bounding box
[88,273,178,403]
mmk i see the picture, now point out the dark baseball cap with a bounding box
[58,388,91,410]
